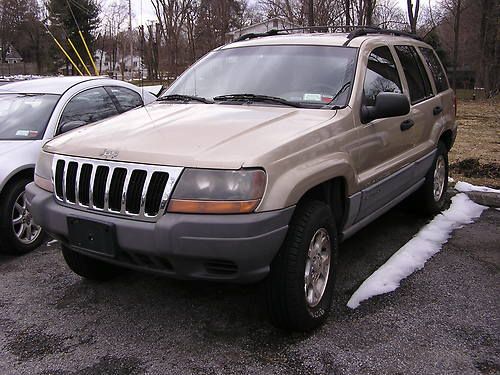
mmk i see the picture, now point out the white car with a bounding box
[0,76,156,255]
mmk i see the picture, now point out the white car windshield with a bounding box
[0,93,60,140]
[164,45,357,108]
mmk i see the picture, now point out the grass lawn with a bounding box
[449,99,500,188]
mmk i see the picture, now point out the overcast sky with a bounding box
[127,0,437,27]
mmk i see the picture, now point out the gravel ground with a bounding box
[0,206,498,375]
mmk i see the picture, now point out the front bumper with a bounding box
[26,183,294,283]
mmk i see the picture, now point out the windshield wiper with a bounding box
[213,94,302,108]
[323,81,351,109]
[157,94,213,104]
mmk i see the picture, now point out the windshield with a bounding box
[0,93,60,140]
[164,45,357,108]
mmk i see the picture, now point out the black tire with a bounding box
[0,178,45,255]
[266,200,338,332]
[415,141,449,215]
[62,245,124,281]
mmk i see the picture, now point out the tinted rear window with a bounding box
[419,47,449,93]
[395,45,433,104]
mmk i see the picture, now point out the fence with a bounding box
[0,63,40,77]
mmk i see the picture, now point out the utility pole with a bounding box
[129,0,133,80]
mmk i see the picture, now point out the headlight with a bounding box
[167,168,266,214]
[34,151,54,192]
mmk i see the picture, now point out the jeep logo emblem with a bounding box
[100,149,119,159]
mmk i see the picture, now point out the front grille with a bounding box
[52,156,183,221]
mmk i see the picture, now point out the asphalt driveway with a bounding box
[0,206,498,375]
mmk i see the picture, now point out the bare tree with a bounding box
[406,0,420,33]
[374,0,406,29]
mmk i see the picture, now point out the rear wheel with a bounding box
[415,141,449,215]
[0,178,45,255]
[266,200,338,332]
[62,245,124,281]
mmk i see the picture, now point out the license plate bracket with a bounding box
[67,217,116,257]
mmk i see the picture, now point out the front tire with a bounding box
[0,178,45,255]
[266,200,338,332]
[62,245,124,281]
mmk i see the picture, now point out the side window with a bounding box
[106,86,143,112]
[59,87,119,126]
[363,46,402,106]
[419,47,449,93]
[394,45,433,104]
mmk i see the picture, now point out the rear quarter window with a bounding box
[419,47,450,93]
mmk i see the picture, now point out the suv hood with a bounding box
[44,102,337,169]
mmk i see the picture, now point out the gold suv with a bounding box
[27,28,456,331]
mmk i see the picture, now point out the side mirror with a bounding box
[361,92,410,124]
[58,120,87,134]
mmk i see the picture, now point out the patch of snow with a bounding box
[47,239,58,246]
[347,193,487,309]
[455,181,500,194]
[448,177,455,183]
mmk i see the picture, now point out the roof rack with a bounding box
[343,27,422,46]
[233,25,421,45]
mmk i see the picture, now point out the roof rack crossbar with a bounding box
[233,25,421,45]
[234,25,372,42]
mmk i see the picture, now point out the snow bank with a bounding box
[347,193,487,309]
[455,181,500,194]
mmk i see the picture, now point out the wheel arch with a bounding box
[0,166,35,198]
[439,129,454,151]
[295,176,349,233]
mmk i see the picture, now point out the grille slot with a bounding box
[65,162,78,203]
[108,168,127,211]
[204,260,238,275]
[51,156,183,222]
[126,170,147,214]
[92,166,109,209]
[54,160,65,199]
[145,172,169,216]
[78,164,93,205]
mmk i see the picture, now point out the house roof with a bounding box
[226,17,300,36]
[5,46,22,60]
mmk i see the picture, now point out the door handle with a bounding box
[433,106,443,116]
[400,119,415,131]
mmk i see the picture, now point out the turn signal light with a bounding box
[167,199,260,214]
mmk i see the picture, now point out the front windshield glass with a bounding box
[0,93,60,140]
[165,45,357,108]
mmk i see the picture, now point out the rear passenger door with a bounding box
[393,45,436,155]
[418,47,454,142]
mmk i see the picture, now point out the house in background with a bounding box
[94,50,145,79]
[0,44,23,64]
[225,17,300,43]
[5,45,23,64]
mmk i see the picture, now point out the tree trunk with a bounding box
[345,0,351,26]
[308,0,314,29]
[452,0,461,91]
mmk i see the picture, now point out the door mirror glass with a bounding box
[361,92,410,123]
[59,120,87,134]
